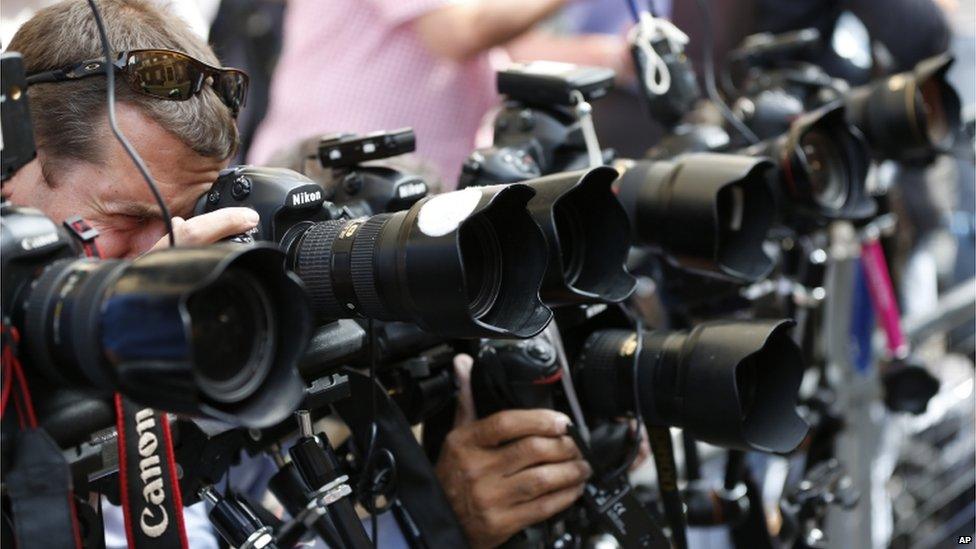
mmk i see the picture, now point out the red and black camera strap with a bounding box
[114,394,190,549]
[5,428,85,548]
[6,218,188,549]
[2,324,84,549]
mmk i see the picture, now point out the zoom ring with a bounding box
[579,330,635,418]
[294,220,346,320]
[349,214,391,320]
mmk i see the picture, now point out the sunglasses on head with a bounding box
[26,48,248,117]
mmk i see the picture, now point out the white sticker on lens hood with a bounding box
[416,188,483,237]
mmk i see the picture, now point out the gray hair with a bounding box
[8,0,238,172]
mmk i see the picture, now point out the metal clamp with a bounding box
[308,474,354,508]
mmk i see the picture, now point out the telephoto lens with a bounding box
[845,53,961,162]
[462,166,636,305]
[292,184,552,337]
[615,153,776,283]
[197,166,552,338]
[742,104,875,223]
[577,319,809,453]
[1,206,310,428]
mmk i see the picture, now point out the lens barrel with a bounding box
[23,243,310,428]
[290,184,552,338]
[616,153,776,283]
[744,104,874,223]
[577,319,809,453]
[845,53,961,162]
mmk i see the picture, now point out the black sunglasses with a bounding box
[26,49,248,117]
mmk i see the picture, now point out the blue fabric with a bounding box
[850,263,874,375]
[100,294,189,361]
[562,0,672,34]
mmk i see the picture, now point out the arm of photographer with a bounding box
[504,30,635,83]
[436,357,592,548]
[411,0,568,62]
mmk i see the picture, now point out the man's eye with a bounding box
[118,214,150,226]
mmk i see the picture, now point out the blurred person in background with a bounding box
[555,0,955,157]
[247,0,633,189]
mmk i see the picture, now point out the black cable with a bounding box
[371,495,379,548]
[724,450,746,491]
[359,317,380,548]
[611,302,688,549]
[682,432,701,482]
[604,305,645,482]
[720,60,741,99]
[694,0,760,145]
[86,0,175,246]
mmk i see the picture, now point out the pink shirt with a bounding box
[248,0,499,189]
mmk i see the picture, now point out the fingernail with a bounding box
[580,460,593,478]
[554,413,571,433]
[243,209,260,224]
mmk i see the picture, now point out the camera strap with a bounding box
[6,428,84,549]
[3,322,84,548]
[114,394,189,549]
[333,369,469,549]
[647,425,688,549]
[566,425,670,549]
[627,12,687,97]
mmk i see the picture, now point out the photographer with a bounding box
[3,2,592,547]
[2,0,257,258]
[2,1,263,546]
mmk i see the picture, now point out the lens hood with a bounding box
[746,104,875,222]
[394,183,552,337]
[845,53,961,161]
[578,319,809,453]
[617,153,776,283]
[664,319,809,453]
[523,166,636,304]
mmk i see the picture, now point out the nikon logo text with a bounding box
[134,408,169,537]
[291,189,322,207]
[397,182,426,199]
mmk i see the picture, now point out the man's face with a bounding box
[4,103,228,258]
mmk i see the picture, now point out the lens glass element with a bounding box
[187,269,276,403]
[459,217,503,319]
[553,204,585,285]
[735,355,759,420]
[919,79,948,145]
[799,130,849,210]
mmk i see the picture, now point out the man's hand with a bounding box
[436,356,591,548]
[149,207,259,251]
